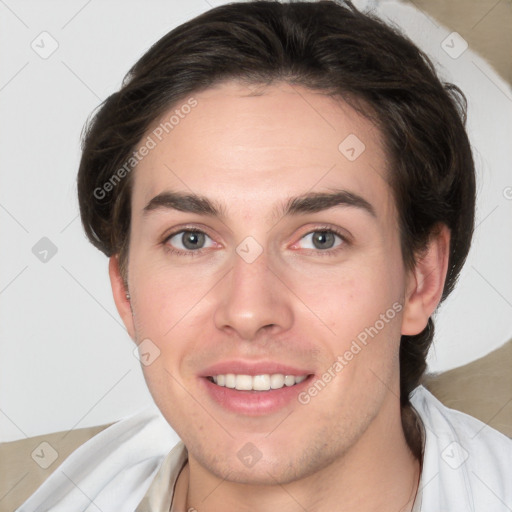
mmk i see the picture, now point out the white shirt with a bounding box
[16,386,512,511]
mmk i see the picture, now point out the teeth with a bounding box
[236,374,253,390]
[270,374,284,389]
[210,373,307,391]
[225,374,236,389]
[284,375,296,387]
[253,374,271,391]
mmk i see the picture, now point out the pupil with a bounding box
[183,231,204,249]
[313,231,334,249]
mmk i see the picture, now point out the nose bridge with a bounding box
[231,247,271,302]
[213,244,293,340]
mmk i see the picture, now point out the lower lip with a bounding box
[200,376,313,416]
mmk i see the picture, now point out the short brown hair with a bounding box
[77,0,476,451]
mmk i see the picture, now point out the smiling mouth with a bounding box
[207,373,308,391]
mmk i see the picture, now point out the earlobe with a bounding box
[401,224,451,336]
[108,255,136,341]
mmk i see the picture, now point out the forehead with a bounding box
[131,81,393,221]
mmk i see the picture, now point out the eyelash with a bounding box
[161,226,215,258]
[299,225,349,257]
[161,225,350,257]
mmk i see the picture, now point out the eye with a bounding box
[296,229,345,251]
[165,230,216,253]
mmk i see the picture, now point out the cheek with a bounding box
[128,257,207,338]
[128,260,220,389]
[287,254,405,393]
[290,258,404,336]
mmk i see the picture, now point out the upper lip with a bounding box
[199,360,313,377]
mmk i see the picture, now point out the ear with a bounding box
[109,255,136,341]
[401,224,451,336]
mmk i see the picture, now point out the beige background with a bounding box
[410,0,511,83]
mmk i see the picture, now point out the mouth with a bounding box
[207,373,308,391]
[199,362,314,415]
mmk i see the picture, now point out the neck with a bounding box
[182,397,422,512]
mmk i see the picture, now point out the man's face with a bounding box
[123,81,411,484]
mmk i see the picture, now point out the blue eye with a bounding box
[162,227,347,257]
[298,230,345,251]
[165,230,215,252]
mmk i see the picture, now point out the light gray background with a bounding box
[1,0,511,443]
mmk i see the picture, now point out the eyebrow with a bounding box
[283,190,376,219]
[142,189,376,220]
[143,191,224,217]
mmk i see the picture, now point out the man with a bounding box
[18,1,512,511]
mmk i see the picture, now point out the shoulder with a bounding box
[16,404,180,512]
[411,385,512,512]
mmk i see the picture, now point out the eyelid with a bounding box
[292,224,351,244]
[160,223,351,256]
[161,225,221,256]
[161,223,216,243]
[288,225,351,255]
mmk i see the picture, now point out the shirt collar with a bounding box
[135,440,188,512]
[136,441,424,512]
[136,405,427,512]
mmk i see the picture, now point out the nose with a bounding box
[213,247,294,341]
